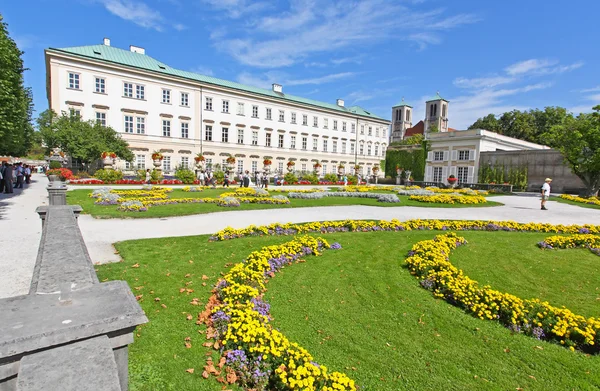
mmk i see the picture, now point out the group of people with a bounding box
[0,162,33,194]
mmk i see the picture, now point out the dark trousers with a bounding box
[25,175,31,184]
[4,178,13,193]
[0,178,4,193]
[16,176,24,188]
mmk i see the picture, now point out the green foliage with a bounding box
[76,171,91,178]
[0,14,34,156]
[346,175,358,185]
[384,148,425,180]
[213,170,225,183]
[301,173,319,184]
[284,172,298,184]
[49,160,62,169]
[136,169,163,182]
[175,167,196,184]
[94,169,124,183]
[399,134,424,145]
[37,109,134,165]
[543,106,600,196]
[323,173,339,182]
[479,164,528,190]
[429,124,440,133]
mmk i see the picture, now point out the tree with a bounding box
[37,109,134,165]
[543,106,600,196]
[428,124,439,133]
[468,113,500,132]
[0,14,34,156]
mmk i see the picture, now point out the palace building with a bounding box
[45,39,390,176]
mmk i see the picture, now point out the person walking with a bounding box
[0,162,6,193]
[24,165,31,184]
[15,163,24,189]
[243,170,250,188]
[541,178,552,210]
[198,170,205,186]
[145,169,151,184]
[3,163,13,193]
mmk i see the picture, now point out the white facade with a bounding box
[46,42,389,176]
[389,101,413,143]
[424,129,550,184]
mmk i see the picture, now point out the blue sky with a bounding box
[4,0,600,128]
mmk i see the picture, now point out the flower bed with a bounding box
[538,233,600,256]
[182,186,205,192]
[406,233,600,353]
[69,178,193,185]
[200,235,355,390]
[69,178,104,185]
[425,187,489,195]
[117,200,147,212]
[409,194,487,204]
[287,191,400,203]
[560,194,600,206]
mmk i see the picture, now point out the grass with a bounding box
[67,188,503,219]
[97,230,600,390]
[552,195,600,210]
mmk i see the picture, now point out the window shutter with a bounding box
[469,149,476,161]
[442,166,448,181]
[467,166,474,183]
[450,166,457,176]
[443,151,449,161]
[451,150,457,161]
[427,151,433,162]
[425,166,433,181]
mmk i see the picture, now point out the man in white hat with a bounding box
[541,178,552,210]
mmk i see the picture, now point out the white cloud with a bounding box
[569,93,600,115]
[211,0,479,68]
[505,58,583,76]
[200,0,270,19]
[453,76,516,89]
[173,23,187,31]
[331,56,363,65]
[580,86,600,93]
[100,0,164,31]
[190,66,214,77]
[237,71,356,89]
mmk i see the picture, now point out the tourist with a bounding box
[243,170,250,188]
[541,178,552,210]
[24,164,31,184]
[198,170,205,186]
[3,163,13,193]
[223,174,230,187]
[238,172,243,187]
[145,169,151,184]
[0,162,6,193]
[254,171,259,187]
[343,175,348,187]
[15,163,24,189]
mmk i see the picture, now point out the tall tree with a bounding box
[468,113,500,133]
[38,110,134,165]
[543,106,600,196]
[0,14,34,156]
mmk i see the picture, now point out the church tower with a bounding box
[390,98,413,142]
[424,92,449,133]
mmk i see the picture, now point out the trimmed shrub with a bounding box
[49,161,62,169]
[94,169,124,183]
[175,167,196,184]
[300,173,319,185]
[284,172,298,184]
[323,173,339,182]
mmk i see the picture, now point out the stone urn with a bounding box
[338,167,344,175]
[102,157,114,169]
[263,164,271,173]
[153,159,162,169]
[48,174,59,182]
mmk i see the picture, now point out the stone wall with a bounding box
[479,150,586,193]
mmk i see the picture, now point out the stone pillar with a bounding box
[47,182,67,206]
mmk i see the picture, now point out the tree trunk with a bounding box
[581,174,600,197]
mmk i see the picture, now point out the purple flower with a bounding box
[251,297,271,317]
[420,278,435,290]
[579,228,591,234]
[532,327,545,340]
[330,242,342,250]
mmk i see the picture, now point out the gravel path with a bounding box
[2,179,599,299]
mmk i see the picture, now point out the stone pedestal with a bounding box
[47,182,67,206]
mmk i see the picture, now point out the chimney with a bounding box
[336,99,345,107]
[129,45,145,55]
[103,37,111,46]
[272,83,283,93]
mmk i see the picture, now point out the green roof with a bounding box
[48,44,388,122]
[393,98,412,108]
[426,92,448,103]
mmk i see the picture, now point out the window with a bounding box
[351,123,355,133]
[331,165,336,174]
[124,115,134,133]
[222,100,229,113]
[222,127,229,142]
[237,160,244,173]
[458,150,470,161]
[251,161,258,173]
[279,110,285,122]
[278,134,284,148]
[162,89,171,103]
[360,125,364,135]
[278,162,284,173]
[206,97,213,110]
[376,128,379,137]
[123,82,133,97]
[237,102,245,115]
[136,117,145,134]
[368,127,372,136]
[68,73,80,89]
[407,111,411,122]
[205,125,213,141]
[68,108,79,117]
[374,145,379,156]
[332,141,337,153]
[95,77,105,93]
[323,118,328,129]
[181,92,189,107]
[367,144,372,155]
[95,112,106,127]
[342,122,346,132]
[302,114,308,126]
[342,141,346,154]
[434,151,444,161]
[181,157,189,169]
[333,120,338,130]
[313,117,318,127]
[136,85,145,100]
[163,156,171,172]
[359,143,364,155]
[322,165,327,176]
[136,154,145,170]
[290,135,296,149]
[396,109,401,121]
[252,105,258,118]
[291,112,297,124]
[181,122,189,138]
[432,167,442,182]
[301,163,306,172]
[323,140,328,152]
[266,108,272,120]
[265,133,271,147]
[302,137,307,150]
[312,139,318,150]
[457,167,469,183]
[382,128,386,138]
[162,119,171,137]
[252,131,258,146]
[237,128,244,144]
[350,142,355,154]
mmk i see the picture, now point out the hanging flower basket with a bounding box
[287,161,295,167]
[151,151,164,161]
[226,156,236,165]
[263,159,272,166]
[194,154,205,163]
[101,151,117,159]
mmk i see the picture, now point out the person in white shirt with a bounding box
[541,178,552,210]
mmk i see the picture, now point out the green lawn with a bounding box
[97,230,600,391]
[552,195,600,210]
[67,188,503,219]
